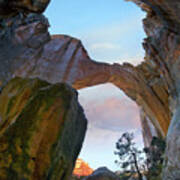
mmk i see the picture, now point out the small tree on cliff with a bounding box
[144,136,166,179]
[114,132,144,180]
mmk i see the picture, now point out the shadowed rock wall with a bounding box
[129,0,180,178]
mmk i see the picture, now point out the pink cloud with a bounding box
[81,96,141,132]
[78,84,144,164]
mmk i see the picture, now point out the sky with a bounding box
[45,0,146,171]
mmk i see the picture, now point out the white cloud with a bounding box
[75,15,146,65]
[114,55,144,66]
[78,84,144,171]
[90,42,121,50]
[81,16,143,41]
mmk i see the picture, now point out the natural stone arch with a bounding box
[0,14,169,139]
[12,32,170,138]
[1,0,180,179]
[0,0,171,139]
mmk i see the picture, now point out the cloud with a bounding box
[78,84,144,171]
[78,83,123,104]
[80,15,143,42]
[81,96,141,132]
[74,15,146,65]
[114,55,144,66]
[90,43,121,51]
[79,113,144,171]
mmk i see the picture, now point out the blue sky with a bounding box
[45,0,146,171]
[45,0,146,63]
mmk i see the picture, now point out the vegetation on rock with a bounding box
[144,137,166,180]
[114,132,144,180]
[115,133,166,180]
[0,77,87,180]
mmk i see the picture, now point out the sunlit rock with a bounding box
[73,158,93,177]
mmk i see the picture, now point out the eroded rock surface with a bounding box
[129,0,180,178]
[0,77,87,180]
[0,0,50,17]
[140,108,159,147]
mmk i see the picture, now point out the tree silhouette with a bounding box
[114,132,144,180]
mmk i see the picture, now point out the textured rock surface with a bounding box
[0,0,50,17]
[140,108,159,147]
[82,167,120,180]
[163,105,180,180]
[128,0,180,179]
[0,77,87,180]
[0,13,170,139]
[0,0,180,178]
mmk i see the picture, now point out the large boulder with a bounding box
[0,77,87,180]
[83,167,120,180]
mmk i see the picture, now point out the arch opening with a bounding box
[45,0,147,175]
[77,83,144,172]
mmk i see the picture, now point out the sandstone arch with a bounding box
[0,0,180,179]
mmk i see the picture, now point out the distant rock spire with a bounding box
[73,159,93,177]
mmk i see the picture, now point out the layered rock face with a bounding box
[129,0,180,178]
[140,108,159,147]
[0,77,87,180]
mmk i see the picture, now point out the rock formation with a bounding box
[73,159,93,177]
[128,0,180,179]
[0,77,87,180]
[0,0,50,17]
[0,0,180,179]
[0,12,170,140]
[140,108,159,147]
[82,167,120,180]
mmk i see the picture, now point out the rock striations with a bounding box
[0,0,180,179]
[129,0,180,178]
